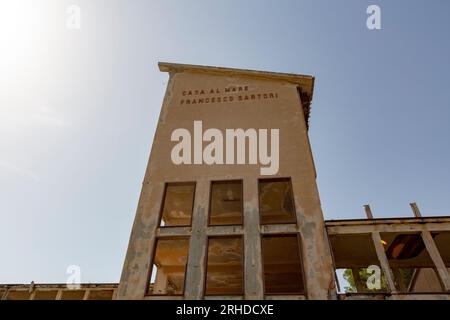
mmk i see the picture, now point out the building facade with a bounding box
[1,63,449,300]
[117,62,335,300]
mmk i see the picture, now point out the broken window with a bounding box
[209,180,243,226]
[261,235,305,294]
[205,237,244,295]
[259,178,296,225]
[380,232,444,293]
[159,182,195,227]
[147,237,190,295]
[329,233,388,293]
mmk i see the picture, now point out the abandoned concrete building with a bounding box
[1,63,449,300]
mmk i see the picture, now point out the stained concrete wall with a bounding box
[117,63,336,300]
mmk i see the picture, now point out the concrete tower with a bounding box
[117,62,336,300]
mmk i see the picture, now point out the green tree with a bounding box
[342,268,387,293]
[343,267,414,293]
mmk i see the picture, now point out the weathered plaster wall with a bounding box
[117,65,335,300]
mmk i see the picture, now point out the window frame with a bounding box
[258,177,297,226]
[203,235,245,296]
[208,179,244,227]
[145,236,191,296]
[260,233,307,296]
[158,181,196,228]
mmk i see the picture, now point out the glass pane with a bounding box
[259,178,296,224]
[262,235,305,294]
[209,180,243,226]
[148,238,190,295]
[205,237,243,295]
[160,182,195,227]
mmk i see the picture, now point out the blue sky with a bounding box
[0,0,449,283]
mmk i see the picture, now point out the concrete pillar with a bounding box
[184,179,209,299]
[116,182,166,299]
[153,268,168,294]
[365,205,397,293]
[55,289,63,300]
[371,232,397,293]
[352,268,366,293]
[243,178,263,299]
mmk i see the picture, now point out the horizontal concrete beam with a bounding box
[326,222,450,235]
[261,224,298,234]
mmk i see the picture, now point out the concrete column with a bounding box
[243,178,263,299]
[294,193,335,298]
[184,179,209,299]
[55,289,63,300]
[116,182,166,299]
[365,205,397,293]
[371,231,397,293]
[153,268,168,294]
[352,268,366,293]
[83,289,90,300]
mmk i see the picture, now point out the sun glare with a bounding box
[0,1,41,75]
[0,1,57,131]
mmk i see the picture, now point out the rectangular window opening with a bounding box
[259,178,296,225]
[209,180,243,226]
[330,233,389,293]
[159,182,195,227]
[205,236,244,295]
[262,234,305,294]
[147,237,190,295]
[381,232,445,293]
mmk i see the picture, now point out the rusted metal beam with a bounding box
[83,289,90,300]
